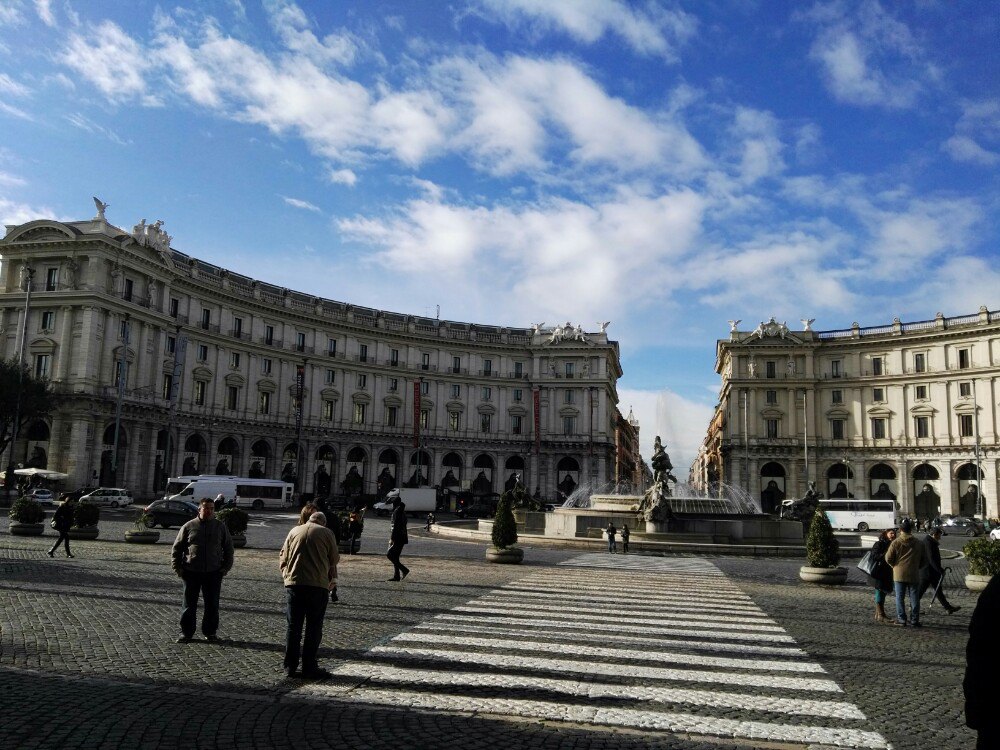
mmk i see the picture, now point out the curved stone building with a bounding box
[0,212,622,502]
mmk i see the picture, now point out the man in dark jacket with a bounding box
[385,488,409,581]
[966,574,1000,748]
[171,498,234,643]
[919,528,960,614]
[47,496,76,558]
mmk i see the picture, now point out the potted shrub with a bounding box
[68,501,100,540]
[9,497,46,536]
[799,507,847,584]
[486,490,523,564]
[217,506,249,549]
[125,510,160,544]
[964,537,1000,592]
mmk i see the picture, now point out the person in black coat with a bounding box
[966,574,1000,748]
[47,496,76,558]
[919,528,960,614]
[866,528,895,622]
[385,489,409,581]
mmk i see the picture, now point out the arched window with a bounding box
[556,456,580,500]
[912,464,941,519]
[759,462,786,514]
[471,454,495,496]
[826,462,854,498]
[249,440,271,478]
[868,463,897,501]
[957,463,985,516]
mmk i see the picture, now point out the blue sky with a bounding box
[0,0,997,470]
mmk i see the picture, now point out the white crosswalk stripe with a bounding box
[304,553,891,749]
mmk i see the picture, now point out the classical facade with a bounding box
[692,313,1000,519]
[614,407,642,491]
[0,212,623,502]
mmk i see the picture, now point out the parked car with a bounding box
[80,487,134,508]
[27,489,57,506]
[143,499,199,529]
[939,516,983,536]
[65,486,98,501]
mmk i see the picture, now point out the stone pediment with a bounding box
[446,399,465,412]
[383,395,403,407]
[320,387,340,400]
[191,366,213,380]
[910,404,936,416]
[4,221,79,243]
[736,317,807,345]
[256,378,277,393]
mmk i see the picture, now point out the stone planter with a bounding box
[338,539,362,555]
[125,529,160,544]
[965,574,993,592]
[68,527,99,540]
[231,532,247,549]
[799,565,848,585]
[486,546,524,565]
[9,522,45,537]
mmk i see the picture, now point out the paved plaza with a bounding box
[0,516,979,750]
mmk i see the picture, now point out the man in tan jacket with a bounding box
[885,519,927,627]
[279,511,339,678]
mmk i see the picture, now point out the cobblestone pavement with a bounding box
[0,525,978,750]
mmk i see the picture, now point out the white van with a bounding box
[80,487,133,508]
[168,477,293,510]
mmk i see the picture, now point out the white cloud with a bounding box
[470,0,697,61]
[0,197,61,227]
[59,20,154,104]
[0,73,30,97]
[326,168,357,186]
[896,256,1000,318]
[264,0,358,66]
[943,135,1000,167]
[34,0,53,26]
[0,2,24,26]
[0,101,31,120]
[942,99,1000,167]
[0,170,26,186]
[282,196,321,212]
[64,112,130,145]
[863,197,981,268]
[730,107,785,184]
[617,387,715,474]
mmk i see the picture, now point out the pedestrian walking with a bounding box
[214,493,226,511]
[425,512,435,532]
[865,528,896,623]
[606,521,617,553]
[919,527,960,614]
[47,495,76,558]
[347,510,364,555]
[171,498,234,643]
[279,510,339,679]
[385,488,409,581]
[620,523,630,554]
[965,574,1000,749]
[884,518,927,627]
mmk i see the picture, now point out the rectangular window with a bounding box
[230,352,241,369]
[420,381,429,395]
[450,384,460,399]
[915,384,927,400]
[765,360,777,379]
[831,360,842,378]
[388,377,398,392]
[197,344,208,362]
[871,418,886,439]
[325,369,335,384]
[481,413,492,433]
[359,343,368,362]
[914,352,926,373]
[563,416,576,435]
[261,358,272,375]
[40,310,55,331]
[357,373,367,389]
[960,414,974,437]
[765,419,779,439]
[512,415,523,434]
[194,381,206,406]
[871,356,883,376]
[265,325,274,345]
[873,387,885,402]
[765,390,777,404]
[420,410,429,429]
[832,390,843,404]
[482,386,492,401]
[233,317,243,337]
[34,354,51,379]
[514,388,523,402]
[449,412,460,431]
[960,382,972,398]
[259,391,271,415]
[831,419,845,440]
[915,416,929,438]
[390,348,399,366]
[565,362,575,378]
[421,352,430,370]
[323,400,335,421]
[353,403,367,424]
[452,356,461,374]
[564,389,574,404]
[166,335,176,355]
[386,406,398,426]
[162,374,173,400]
[226,386,239,410]
[123,278,134,301]
[514,362,523,377]
[201,309,211,330]
[483,359,492,375]
[959,348,970,369]
[45,268,58,291]
[296,332,306,352]
[327,338,337,356]
[169,297,179,318]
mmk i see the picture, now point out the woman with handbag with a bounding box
[47,495,76,558]
[862,528,896,622]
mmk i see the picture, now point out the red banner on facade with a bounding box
[413,381,421,447]
[533,388,541,454]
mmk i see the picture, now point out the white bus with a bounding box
[166,476,294,510]
[163,475,240,499]
[820,499,896,532]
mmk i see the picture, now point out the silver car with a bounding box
[80,487,133,508]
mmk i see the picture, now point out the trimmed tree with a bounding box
[216,506,249,535]
[805,507,840,568]
[73,502,101,528]
[491,491,519,550]
[0,358,57,490]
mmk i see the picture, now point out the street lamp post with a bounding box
[973,380,984,518]
[4,265,34,494]
[110,314,130,486]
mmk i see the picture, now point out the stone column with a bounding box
[896,460,911,516]
[57,305,74,381]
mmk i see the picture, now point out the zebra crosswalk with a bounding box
[306,553,890,749]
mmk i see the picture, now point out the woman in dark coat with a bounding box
[48,496,76,558]
[866,528,895,622]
